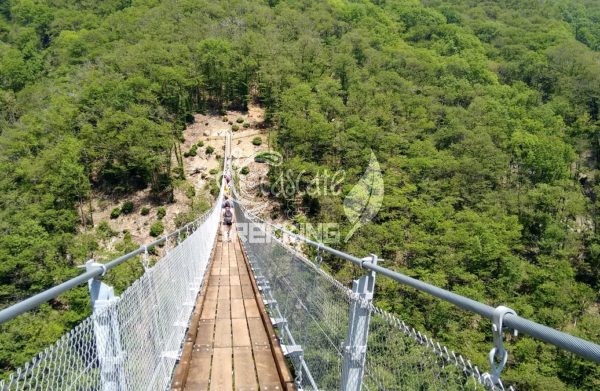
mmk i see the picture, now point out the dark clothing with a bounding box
[224,209,233,224]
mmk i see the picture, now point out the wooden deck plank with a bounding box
[218,285,231,300]
[233,346,258,391]
[243,299,260,318]
[210,347,233,390]
[214,318,232,348]
[241,284,255,299]
[231,318,251,347]
[239,273,252,286]
[230,274,241,286]
[247,318,270,346]
[205,286,219,301]
[253,346,283,390]
[231,299,246,319]
[200,300,217,320]
[230,285,243,299]
[217,299,231,319]
[208,276,226,286]
[184,346,212,390]
[195,319,215,346]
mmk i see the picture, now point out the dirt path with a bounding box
[85,104,270,255]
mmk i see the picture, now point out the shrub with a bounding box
[240,166,249,175]
[141,206,150,216]
[110,207,121,219]
[206,145,214,155]
[121,201,134,214]
[243,122,250,128]
[207,178,219,196]
[188,145,197,157]
[183,151,190,158]
[228,121,233,125]
[172,166,185,179]
[236,117,244,123]
[96,220,115,238]
[222,116,228,122]
[157,206,166,219]
[254,151,280,164]
[149,221,164,237]
[185,185,196,199]
[197,140,204,147]
[252,137,262,146]
[209,168,219,175]
[232,124,240,131]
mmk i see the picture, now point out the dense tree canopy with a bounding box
[0,0,599,389]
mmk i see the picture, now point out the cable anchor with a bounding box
[141,246,150,271]
[488,305,518,385]
[315,245,323,268]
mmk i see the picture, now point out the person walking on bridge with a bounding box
[222,195,233,241]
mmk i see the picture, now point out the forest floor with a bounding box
[84,104,270,253]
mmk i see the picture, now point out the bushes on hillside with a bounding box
[121,201,134,214]
[110,207,121,219]
[149,221,164,237]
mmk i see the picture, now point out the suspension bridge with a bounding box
[0,144,599,391]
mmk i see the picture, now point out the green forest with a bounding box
[0,0,599,389]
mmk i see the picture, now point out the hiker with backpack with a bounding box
[222,196,233,241]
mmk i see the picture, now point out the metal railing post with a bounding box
[341,255,377,391]
[86,260,127,391]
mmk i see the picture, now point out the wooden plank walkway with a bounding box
[171,222,295,391]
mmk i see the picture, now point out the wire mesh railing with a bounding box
[364,307,498,390]
[233,202,506,390]
[0,195,222,390]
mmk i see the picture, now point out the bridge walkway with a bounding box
[171,222,295,391]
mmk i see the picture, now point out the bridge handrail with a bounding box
[234,200,600,363]
[0,208,214,324]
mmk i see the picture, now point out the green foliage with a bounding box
[207,178,219,196]
[205,145,214,155]
[209,168,218,175]
[251,137,262,146]
[243,122,250,128]
[185,184,195,199]
[156,207,166,220]
[140,206,150,216]
[197,141,204,147]
[187,144,197,157]
[96,221,115,239]
[231,124,239,131]
[121,201,134,215]
[254,151,280,164]
[110,207,121,219]
[149,221,164,237]
[240,166,249,175]
[236,117,244,123]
